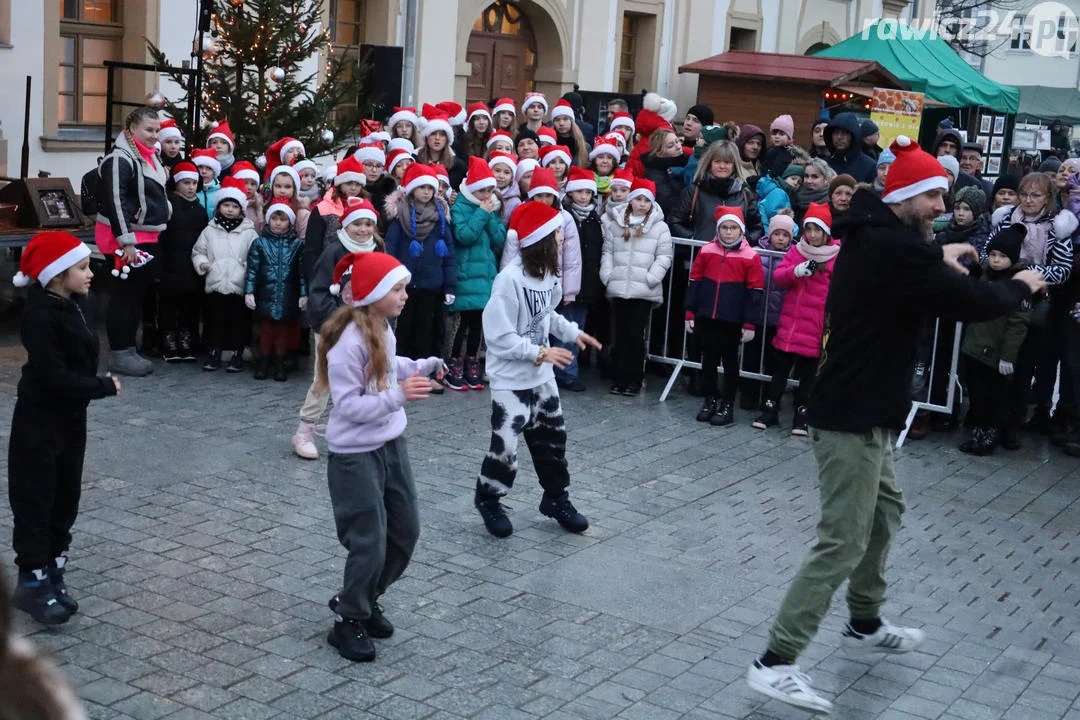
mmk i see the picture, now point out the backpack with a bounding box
[80,157,104,216]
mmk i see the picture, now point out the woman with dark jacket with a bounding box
[95,106,168,377]
[669,140,756,240]
[640,128,688,216]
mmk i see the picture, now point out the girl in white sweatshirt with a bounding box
[475,201,601,539]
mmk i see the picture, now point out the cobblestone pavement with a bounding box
[1,346,1079,720]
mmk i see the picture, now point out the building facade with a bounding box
[0,0,897,182]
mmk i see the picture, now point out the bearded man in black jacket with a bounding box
[746,136,1048,715]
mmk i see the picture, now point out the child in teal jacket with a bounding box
[447,157,506,390]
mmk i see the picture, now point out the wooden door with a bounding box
[466,32,529,106]
[465,35,494,106]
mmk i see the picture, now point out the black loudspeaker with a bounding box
[359,44,404,121]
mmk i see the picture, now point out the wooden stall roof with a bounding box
[679,51,908,90]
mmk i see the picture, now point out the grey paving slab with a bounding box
[0,339,1076,720]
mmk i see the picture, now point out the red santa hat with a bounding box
[264,136,306,180]
[206,120,235,150]
[387,106,420,130]
[539,144,571,168]
[387,137,415,154]
[265,197,296,225]
[508,200,562,249]
[437,101,466,126]
[12,231,91,288]
[158,118,183,143]
[627,177,657,204]
[269,164,301,193]
[353,144,386,166]
[420,103,454,141]
[536,126,557,146]
[802,202,832,235]
[466,102,492,126]
[358,130,390,146]
[333,155,366,186]
[882,135,950,205]
[292,158,318,177]
[714,205,746,233]
[339,196,379,228]
[386,148,413,174]
[216,176,248,210]
[189,148,221,176]
[515,158,539,184]
[430,163,451,187]
[492,97,516,116]
[230,160,260,183]
[330,251,411,306]
[527,167,559,198]
[110,247,151,280]
[522,92,548,117]
[565,166,597,195]
[610,168,634,189]
[171,161,199,183]
[589,136,621,162]
[403,162,440,195]
[462,155,497,194]
[486,130,514,149]
[609,112,635,134]
[488,151,517,172]
[550,99,575,121]
[604,131,628,154]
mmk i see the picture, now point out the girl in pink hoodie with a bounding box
[752,202,840,436]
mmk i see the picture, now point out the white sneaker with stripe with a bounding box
[746,661,833,715]
[841,618,925,655]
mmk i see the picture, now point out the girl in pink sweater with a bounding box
[752,203,840,435]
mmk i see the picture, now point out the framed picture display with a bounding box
[994,116,1006,134]
[990,136,1004,154]
[0,177,85,228]
[976,135,990,152]
[980,115,992,133]
[987,157,1001,175]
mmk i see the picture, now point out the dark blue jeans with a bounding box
[552,302,587,383]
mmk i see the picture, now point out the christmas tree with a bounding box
[147,0,369,160]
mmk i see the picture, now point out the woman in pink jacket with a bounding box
[752,203,840,435]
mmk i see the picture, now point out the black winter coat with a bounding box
[669,174,755,241]
[309,240,350,330]
[304,207,335,285]
[641,152,688,217]
[824,113,877,184]
[367,175,398,235]
[17,286,117,410]
[807,190,1033,433]
[563,200,604,305]
[96,137,170,245]
[158,194,209,294]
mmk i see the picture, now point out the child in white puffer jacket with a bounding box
[191,177,258,372]
[599,177,673,396]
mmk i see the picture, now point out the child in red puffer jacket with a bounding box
[753,203,839,436]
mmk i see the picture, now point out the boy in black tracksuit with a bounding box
[157,161,209,361]
[8,232,120,625]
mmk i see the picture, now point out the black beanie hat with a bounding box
[986,224,1026,265]
[860,119,879,138]
[515,127,539,148]
[687,104,715,127]
[993,174,1020,195]
[561,91,584,110]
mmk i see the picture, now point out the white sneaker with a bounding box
[842,619,925,655]
[292,422,319,460]
[746,661,833,715]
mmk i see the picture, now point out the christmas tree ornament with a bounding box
[255,153,267,170]
[321,129,335,144]
[201,36,216,53]
[269,67,286,82]
[147,90,165,109]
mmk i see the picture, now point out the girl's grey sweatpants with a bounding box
[327,436,420,622]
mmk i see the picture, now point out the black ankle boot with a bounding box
[48,555,78,614]
[696,396,718,422]
[272,355,287,381]
[475,492,513,537]
[13,569,71,625]
[253,355,271,380]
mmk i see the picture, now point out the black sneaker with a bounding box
[752,400,779,429]
[327,617,376,662]
[202,348,222,372]
[162,332,182,363]
[696,397,718,422]
[178,331,196,361]
[792,406,809,436]
[475,493,513,538]
[958,428,983,455]
[622,385,640,397]
[709,400,735,427]
[48,555,78,614]
[609,385,625,395]
[226,350,245,373]
[539,492,589,533]
[13,569,71,625]
[328,595,393,638]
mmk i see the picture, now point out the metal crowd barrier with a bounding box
[644,236,962,448]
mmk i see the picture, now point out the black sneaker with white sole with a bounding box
[327,595,393,638]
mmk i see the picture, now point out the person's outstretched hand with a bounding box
[1013,269,1048,295]
[941,243,979,274]
[401,372,431,401]
[575,332,602,351]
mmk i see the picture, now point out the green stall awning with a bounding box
[814,21,1020,113]
[1015,85,1080,124]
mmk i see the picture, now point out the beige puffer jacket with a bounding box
[191,217,258,294]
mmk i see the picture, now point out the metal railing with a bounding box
[644,236,962,448]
